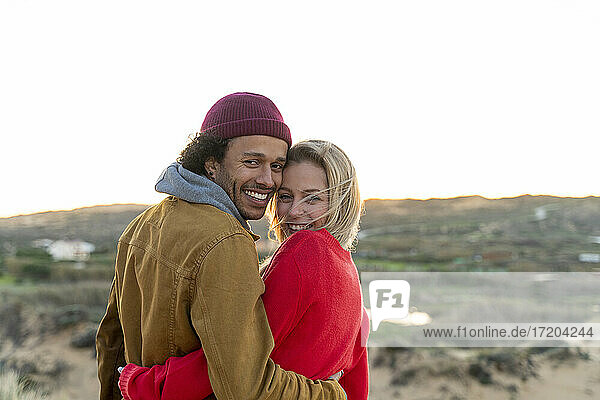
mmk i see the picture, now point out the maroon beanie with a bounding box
[200,92,292,147]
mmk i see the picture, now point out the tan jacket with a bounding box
[96,197,346,400]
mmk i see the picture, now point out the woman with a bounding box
[118,140,369,400]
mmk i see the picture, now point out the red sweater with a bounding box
[119,228,369,400]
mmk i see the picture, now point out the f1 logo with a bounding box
[369,280,410,331]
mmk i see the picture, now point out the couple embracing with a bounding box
[96,92,369,400]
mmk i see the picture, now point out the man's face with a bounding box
[212,135,288,220]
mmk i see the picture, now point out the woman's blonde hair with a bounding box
[266,140,363,251]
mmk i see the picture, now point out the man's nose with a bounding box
[255,166,275,188]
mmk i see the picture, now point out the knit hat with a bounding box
[200,92,292,147]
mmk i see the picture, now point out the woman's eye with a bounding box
[278,194,292,202]
[307,195,321,204]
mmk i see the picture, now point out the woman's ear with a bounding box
[204,158,218,180]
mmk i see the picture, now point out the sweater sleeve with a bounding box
[338,350,369,400]
[119,348,211,400]
[338,307,370,400]
[119,234,345,400]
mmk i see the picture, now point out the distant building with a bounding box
[47,240,95,261]
[534,206,547,221]
[578,253,600,263]
[534,204,560,221]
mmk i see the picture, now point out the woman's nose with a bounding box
[288,201,306,218]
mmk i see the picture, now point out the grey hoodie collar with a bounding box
[155,162,251,231]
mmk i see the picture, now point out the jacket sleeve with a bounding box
[191,232,346,400]
[96,276,126,400]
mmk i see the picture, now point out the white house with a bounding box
[47,240,95,261]
[589,236,600,245]
[578,253,600,263]
[534,204,560,221]
[534,206,547,221]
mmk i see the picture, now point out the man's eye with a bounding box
[244,160,259,166]
[271,163,284,171]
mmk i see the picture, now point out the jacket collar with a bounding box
[155,162,255,234]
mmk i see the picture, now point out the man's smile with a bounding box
[244,190,269,201]
[242,187,274,206]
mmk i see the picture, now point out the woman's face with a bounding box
[275,161,329,238]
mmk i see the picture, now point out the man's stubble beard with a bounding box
[213,168,251,220]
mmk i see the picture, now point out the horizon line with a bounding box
[2,193,600,219]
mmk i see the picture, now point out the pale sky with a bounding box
[1,0,599,218]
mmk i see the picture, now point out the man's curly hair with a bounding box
[177,134,230,176]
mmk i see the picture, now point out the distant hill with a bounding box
[363,195,600,228]
[358,195,600,271]
[2,196,599,270]
[0,203,274,255]
[0,204,149,252]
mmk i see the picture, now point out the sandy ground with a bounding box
[368,347,600,400]
[34,329,99,400]
[21,329,600,400]
[518,359,598,400]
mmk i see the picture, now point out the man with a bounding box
[96,93,347,400]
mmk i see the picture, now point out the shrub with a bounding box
[70,324,98,348]
[6,261,52,282]
[54,305,89,328]
[0,281,111,309]
[49,265,114,282]
[15,248,51,261]
[20,264,51,281]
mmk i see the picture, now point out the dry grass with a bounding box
[0,369,46,400]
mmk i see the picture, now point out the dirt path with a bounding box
[35,329,99,400]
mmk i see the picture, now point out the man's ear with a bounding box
[204,157,219,180]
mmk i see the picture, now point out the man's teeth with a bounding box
[288,223,312,231]
[245,190,268,201]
